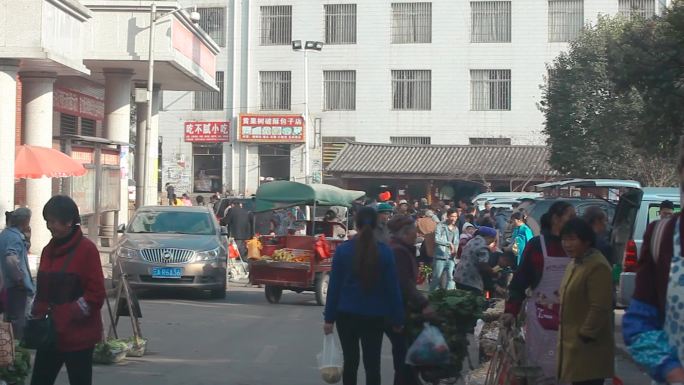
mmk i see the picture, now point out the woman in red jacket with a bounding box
[30,196,106,385]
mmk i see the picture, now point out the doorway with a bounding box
[192,143,223,193]
[259,144,290,182]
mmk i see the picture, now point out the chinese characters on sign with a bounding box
[54,88,105,121]
[184,121,230,142]
[238,114,305,143]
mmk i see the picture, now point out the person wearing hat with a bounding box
[457,222,477,258]
[395,200,410,216]
[374,203,394,244]
[453,226,498,295]
[0,208,34,338]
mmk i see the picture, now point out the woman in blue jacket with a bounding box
[324,206,404,385]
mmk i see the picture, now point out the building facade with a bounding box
[0,0,219,251]
[159,0,669,196]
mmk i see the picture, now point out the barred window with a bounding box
[469,137,511,145]
[471,1,511,43]
[618,0,655,19]
[324,71,356,111]
[392,70,431,110]
[81,118,96,137]
[548,0,583,42]
[198,8,226,47]
[390,136,431,145]
[60,113,77,136]
[260,71,291,111]
[260,6,292,45]
[194,72,224,111]
[325,4,357,44]
[391,3,432,44]
[471,70,511,111]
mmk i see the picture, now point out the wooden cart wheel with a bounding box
[265,285,283,304]
[315,273,329,306]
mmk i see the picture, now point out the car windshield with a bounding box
[128,211,215,235]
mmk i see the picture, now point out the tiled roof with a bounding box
[326,142,557,179]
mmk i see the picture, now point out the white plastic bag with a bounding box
[317,333,343,384]
[405,322,451,366]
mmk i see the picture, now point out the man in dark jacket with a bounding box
[221,202,253,257]
[386,216,433,385]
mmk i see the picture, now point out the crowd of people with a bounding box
[323,188,684,385]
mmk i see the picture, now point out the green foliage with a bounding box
[93,339,129,365]
[540,3,684,186]
[407,289,485,378]
[0,343,32,385]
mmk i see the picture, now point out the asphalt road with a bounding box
[43,284,651,385]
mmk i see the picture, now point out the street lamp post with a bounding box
[137,4,200,208]
[292,40,323,184]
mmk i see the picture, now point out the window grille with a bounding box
[548,0,583,42]
[325,4,357,44]
[392,70,431,110]
[471,70,511,111]
[324,71,356,111]
[469,137,511,145]
[194,72,224,111]
[81,118,96,137]
[60,114,77,136]
[391,3,432,44]
[618,0,655,19]
[198,8,226,47]
[471,1,511,43]
[260,6,292,45]
[260,71,292,111]
[390,136,431,145]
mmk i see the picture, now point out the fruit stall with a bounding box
[247,181,365,306]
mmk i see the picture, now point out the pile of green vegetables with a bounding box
[0,343,31,385]
[407,289,485,378]
[93,339,129,365]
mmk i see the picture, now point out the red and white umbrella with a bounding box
[14,144,86,179]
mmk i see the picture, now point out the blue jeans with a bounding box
[430,258,455,291]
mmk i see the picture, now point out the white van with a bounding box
[617,187,681,307]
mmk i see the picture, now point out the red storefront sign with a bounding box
[238,114,305,143]
[184,121,230,142]
[54,88,104,121]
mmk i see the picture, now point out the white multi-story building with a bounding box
[160,0,668,196]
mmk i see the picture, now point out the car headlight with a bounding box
[194,247,222,262]
[117,247,140,260]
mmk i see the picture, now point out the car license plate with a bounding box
[151,267,182,279]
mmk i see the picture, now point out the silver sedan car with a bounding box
[113,206,229,298]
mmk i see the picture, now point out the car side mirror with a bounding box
[117,224,126,234]
[220,226,229,237]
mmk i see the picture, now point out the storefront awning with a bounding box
[326,142,558,181]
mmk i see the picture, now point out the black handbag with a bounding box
[21,242,79,350]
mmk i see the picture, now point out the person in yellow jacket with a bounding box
[558,218,614,385]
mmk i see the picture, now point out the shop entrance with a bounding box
[259,144,290,182]
[192,143,223,193]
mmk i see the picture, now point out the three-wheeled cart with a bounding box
[248,181,364,306]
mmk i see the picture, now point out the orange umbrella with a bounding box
[15,144,87,179]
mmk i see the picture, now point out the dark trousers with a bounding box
[385,326,419,385]
[336,312,384,385]
[5,286,28,340]
[456,282,483,295]
[572,380,605,385]
[31,348,95,385]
